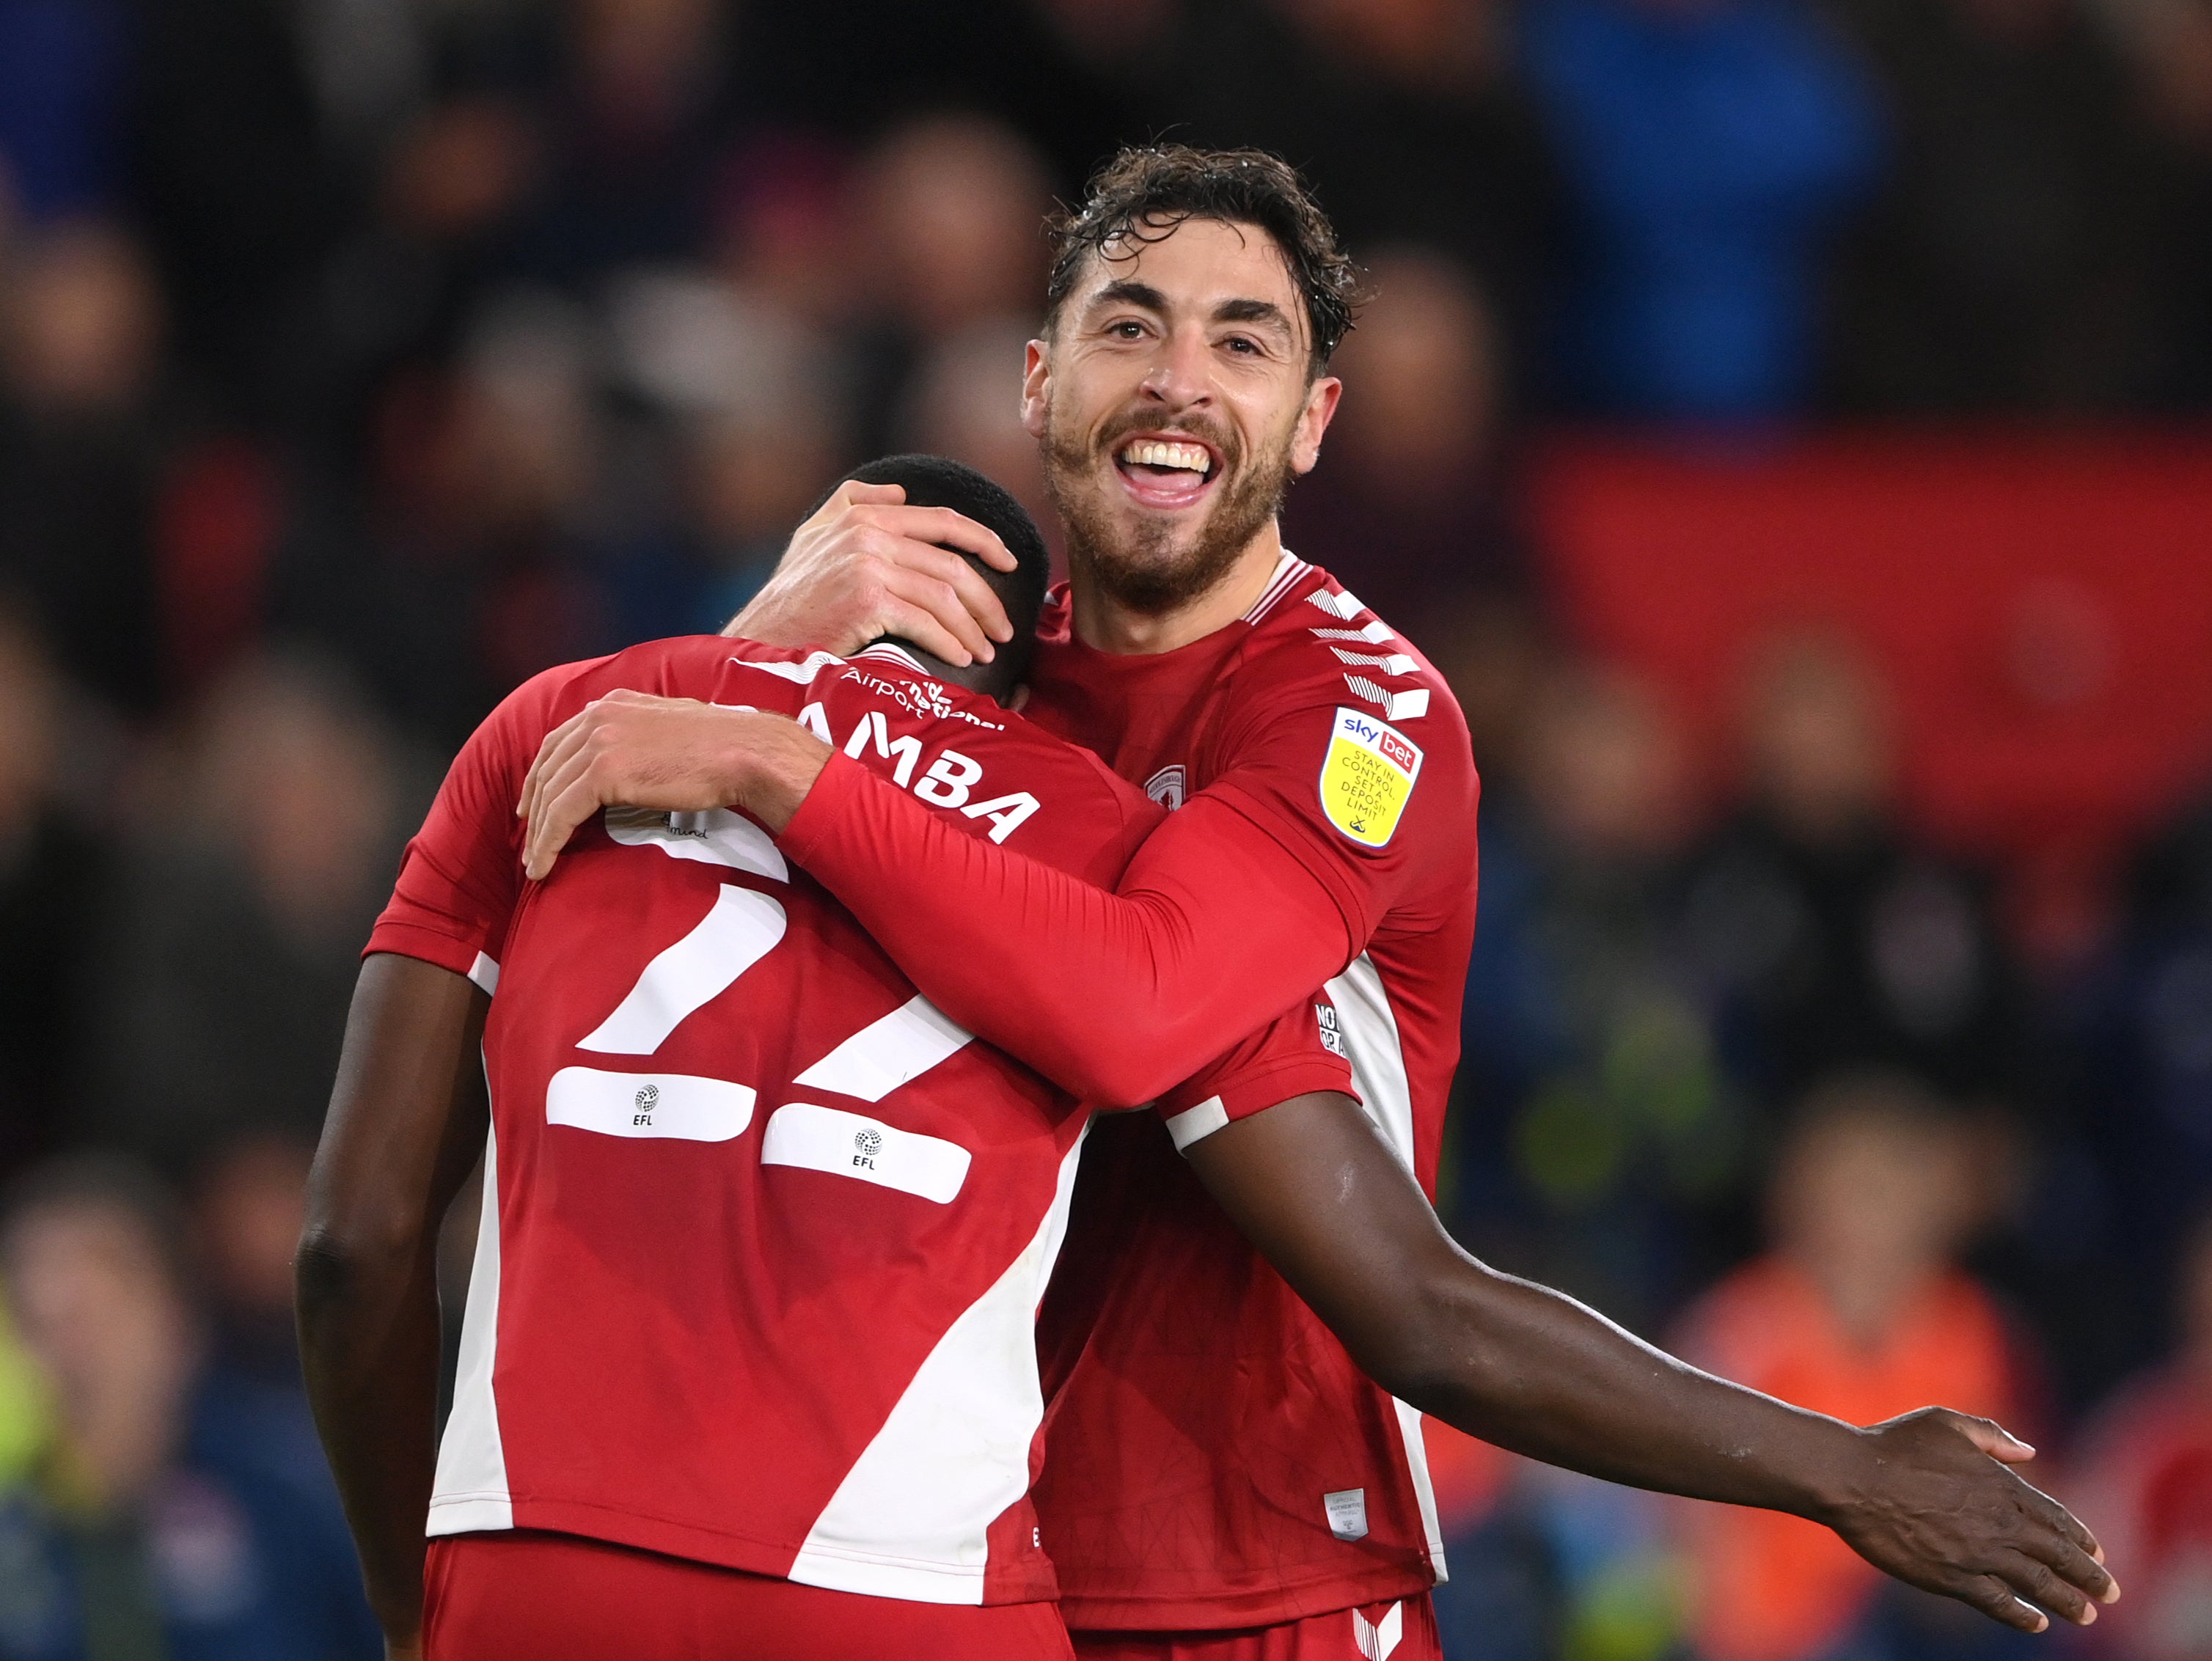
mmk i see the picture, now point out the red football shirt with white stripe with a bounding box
[365,634,1352,1607]
[1021,554,1482,1629]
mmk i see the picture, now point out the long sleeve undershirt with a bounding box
[779,752,1358,1107]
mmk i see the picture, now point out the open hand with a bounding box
[725,480,1017,666]
[1825,1407,2117,1632]
[516,691,831,879]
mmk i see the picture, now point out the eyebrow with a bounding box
[1086,281,1299,345]
[1213,297,1295,340]
[1088,279,1169,315]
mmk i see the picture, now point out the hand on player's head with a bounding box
[722,477,1018,668]
[836,455,1052,703]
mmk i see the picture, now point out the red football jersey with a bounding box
[1025,552,1481,1629]
[366,635,1352,1608]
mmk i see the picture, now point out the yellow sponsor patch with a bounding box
[1318,707,1424,848]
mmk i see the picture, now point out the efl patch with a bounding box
[1318,708,1423,848]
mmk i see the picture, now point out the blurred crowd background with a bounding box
[1,0,2211,1656]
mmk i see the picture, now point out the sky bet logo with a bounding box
[1320,707,1424,849]
[1338,712,1417,771]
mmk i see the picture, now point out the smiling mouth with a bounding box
[1112,436,1220,510]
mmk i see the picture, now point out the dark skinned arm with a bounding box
[1185,1090,2120,1636]
[296,953,491,1657]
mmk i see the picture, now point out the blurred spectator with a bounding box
[0,0,128,224]
[706,133,857,331]
[0,1156,377,1660]
[895,318,1055,562]
[1283,246,1531,623]
[861,112,1054,337]
[2074,1211,2212,1661]
[123,0,392,421]
[192,1134,315,1390]
[504,0,744,290]
[1517,0,1882,418]
[0,615,99,1184]
[1422,590,1557,808]
[0,1286,48,1497]
[2103,0,2212,403]
[85,653,412,1171]
[1674,1076,2035,1661]
[610,266,854,631]
[846,114,1053,455]
[0,221,166,716]
[1454,659,1735,1328]
[1822,0,2199,414]
[741,0,1127,190]
[2075,782,2212,1374]
[1680,631,2023,1113]
[1140,0,1563,376]
[279,292,619,748]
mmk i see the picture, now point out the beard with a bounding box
[1041,401,1295,617]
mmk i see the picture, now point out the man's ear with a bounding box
[1020,339,1050,439]
[1290,374,1341,477]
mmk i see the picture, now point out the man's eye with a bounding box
[1109,321,1146,340]
[1224,336,1261,355]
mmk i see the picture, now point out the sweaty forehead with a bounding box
[1077,219,1308,342]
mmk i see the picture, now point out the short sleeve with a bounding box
[1203,685,1479,949]
[1154,992,1359,1153]
[366,665,579,989]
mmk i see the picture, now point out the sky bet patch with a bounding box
[1319,708,1424,848]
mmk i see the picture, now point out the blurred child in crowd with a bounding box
[1674,1074,2037,1661]
[0,1156,376,1660]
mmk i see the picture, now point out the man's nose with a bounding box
[1140,326,1214,411]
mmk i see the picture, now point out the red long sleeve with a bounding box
[779,751,1356,1107]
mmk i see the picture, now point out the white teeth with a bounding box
[1118,439,1212,477]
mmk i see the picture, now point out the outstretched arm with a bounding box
[1184,1089,2119,1635]
[296,954,491,1660]
[517,698,1358,1107]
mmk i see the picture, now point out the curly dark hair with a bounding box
[1044,145,1364,375]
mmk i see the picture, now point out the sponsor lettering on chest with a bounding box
[1319,708,1424,848]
